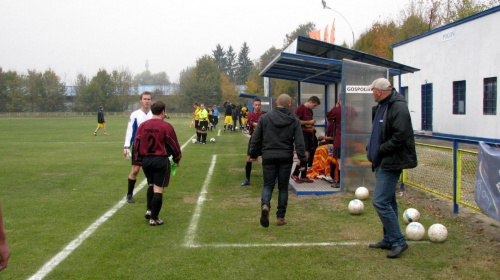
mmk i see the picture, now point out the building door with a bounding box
[421,83,433,131]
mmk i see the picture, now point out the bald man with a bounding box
[249,94,307,227]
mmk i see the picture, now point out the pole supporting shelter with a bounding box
[259,36,419,193]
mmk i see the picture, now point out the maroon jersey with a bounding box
[247,111,264,136]
[133,119,182,165]
[326,106,341,147]
[294,104,314,134]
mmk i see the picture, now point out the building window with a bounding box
[421,83,433,131]
[484,77,497,115]
[453,80,466,115]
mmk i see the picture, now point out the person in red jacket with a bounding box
[133,100,182,226]
[241,98,265,186]
[290,96,320,183]
[324,99,342,186]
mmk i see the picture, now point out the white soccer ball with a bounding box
[406,222,426,241]
[355,186,370,200]
[403,208,421,224]
[210,137,215,143]
[191,138,196,144]
[348,199,364,215]
[428,223,448,243]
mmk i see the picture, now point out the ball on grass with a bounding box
[210,137,215,143]
[406,222,426,241]
[403,208,420,224]
[191,139,196,144]
[355,186,369,200]
[428,223,448,243]
[348,199,364,215]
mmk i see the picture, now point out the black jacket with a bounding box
[371,90,417,171]
[249,107,307,163]
[97,110,104,124]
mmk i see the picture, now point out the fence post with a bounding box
[453,139,459,213]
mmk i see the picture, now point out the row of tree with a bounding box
[1,0,497,113]
[356,0,499,59]
[212,42,253,85]
[0,69,66,112]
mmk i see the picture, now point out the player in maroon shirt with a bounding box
[133,100,182,226]
[241,98,265,186]
[291,96,320,183]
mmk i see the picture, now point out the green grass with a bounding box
[0,116,499,279]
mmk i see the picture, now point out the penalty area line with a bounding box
[186,242,360,248]
[183,154,217,247]
[185,240,430,248]
[28,137,193,280]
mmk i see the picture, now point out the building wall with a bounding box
[393,8,500,139]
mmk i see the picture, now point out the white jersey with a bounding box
[124,109,152,148]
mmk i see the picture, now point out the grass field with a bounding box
[0,116,499,279]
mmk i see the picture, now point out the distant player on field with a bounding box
[94,106,110,136]
[223,100,233,132]
[123,91,153,203]
[133,100,182,226]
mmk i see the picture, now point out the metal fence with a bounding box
[402,141,479,213]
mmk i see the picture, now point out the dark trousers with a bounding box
[261,158,293,219]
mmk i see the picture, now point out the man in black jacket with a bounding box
[367,78,417,258]
[249,94,307,228]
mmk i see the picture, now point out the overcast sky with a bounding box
[0,0,411,84]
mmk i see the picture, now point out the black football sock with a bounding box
[127,179,136,196]
[151,193,163,220]
[245,162,252,180]
[147,185,154,210]
[197,132,201,142]
[330,163,336,180]
[292,165,300,176]
[202,133,207,143]
[300,170,307,179]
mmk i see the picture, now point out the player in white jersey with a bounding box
[123,91,153,203]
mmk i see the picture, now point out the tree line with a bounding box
[1,0,497,113]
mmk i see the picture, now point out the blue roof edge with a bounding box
[392,5,500,48]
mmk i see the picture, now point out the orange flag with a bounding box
[329,20,335,44]
[324,25,329,42]
[309,30,321,40]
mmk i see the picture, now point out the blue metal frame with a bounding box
[415,133,499,213]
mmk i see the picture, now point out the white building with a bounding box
[393,6,500,141]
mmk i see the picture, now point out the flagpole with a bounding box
[321,0,355,47]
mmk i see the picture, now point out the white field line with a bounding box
[217,128,221,136]
[185,241,429,248]
[28,138,193,280]
[183,154,217,247]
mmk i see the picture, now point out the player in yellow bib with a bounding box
[196,103,209,144]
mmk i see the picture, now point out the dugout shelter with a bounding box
[259,36,419,192]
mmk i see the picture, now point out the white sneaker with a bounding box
[145,210,151,219]
[149,218,164,226]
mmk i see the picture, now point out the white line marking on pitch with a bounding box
[217,129,220,136]
[28,138,192,280]
[185,241,429,248]
[183,154,217,247]
[186,242,360,248]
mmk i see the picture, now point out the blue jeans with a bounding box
[372,166,406,247]
[261,159,293,219]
